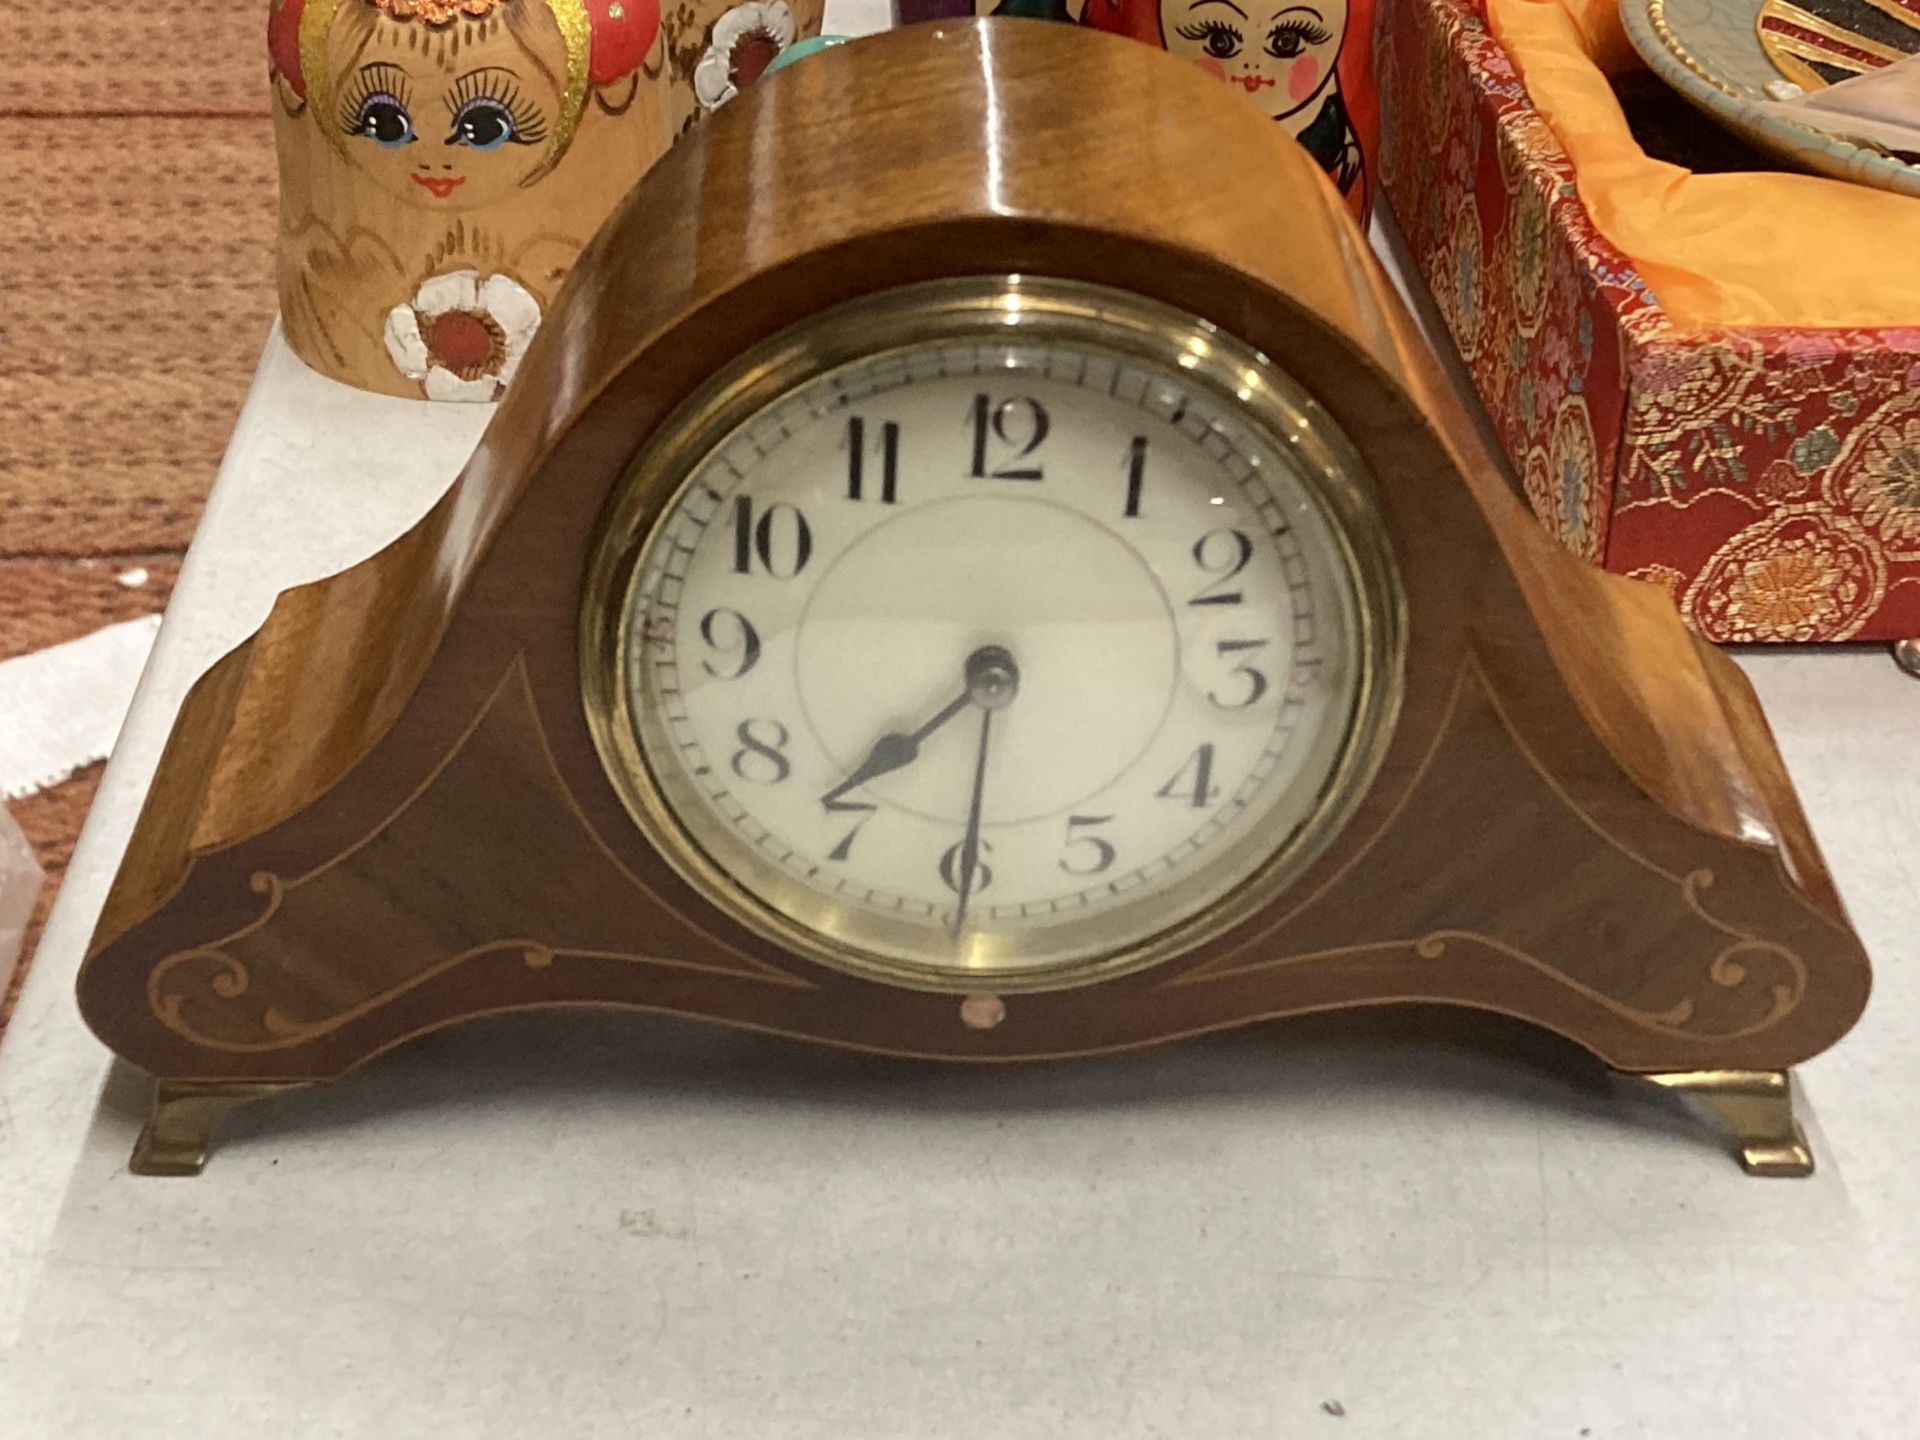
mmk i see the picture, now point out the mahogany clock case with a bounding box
[76,25,1869,1129]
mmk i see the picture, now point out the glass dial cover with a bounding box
[588,282,1401,990]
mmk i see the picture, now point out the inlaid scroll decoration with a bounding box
[1169,657,1809,1041]
[149,657,807,1054]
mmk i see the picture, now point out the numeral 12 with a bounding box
[968,395,1049,481]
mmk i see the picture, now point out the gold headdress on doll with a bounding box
[366,0,504,20]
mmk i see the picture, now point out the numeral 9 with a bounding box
[698,608,761,680]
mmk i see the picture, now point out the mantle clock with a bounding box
[78,21,1871,1176]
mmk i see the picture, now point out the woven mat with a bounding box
[0,1,277,1034]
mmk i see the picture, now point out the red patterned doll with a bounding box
[1081,0,1375,220]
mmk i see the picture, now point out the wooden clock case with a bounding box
[77,22,1871,1175]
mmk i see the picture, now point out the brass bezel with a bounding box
[580,276,1406,993]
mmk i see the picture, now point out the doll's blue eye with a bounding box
[352,94,415,147]
[442,69,548,150]
[449,98,520,151]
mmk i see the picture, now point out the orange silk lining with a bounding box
[1484,0,1920,330]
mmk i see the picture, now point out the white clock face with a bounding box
[607,297,1392,986]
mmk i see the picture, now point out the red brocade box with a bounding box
[1375,0,1920,643]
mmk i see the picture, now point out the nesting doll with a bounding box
[1079,0,1375,220]
[269,0,671,400]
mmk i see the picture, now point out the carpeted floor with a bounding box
[0,2,279,1033]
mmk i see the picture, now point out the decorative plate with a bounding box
[1620,0,1920,196]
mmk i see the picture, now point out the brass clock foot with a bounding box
[130,1080,306,1177]
[1893,638,1920,679]
[1642,1069,1813,1177]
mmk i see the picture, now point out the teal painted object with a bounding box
[764,34,854,76]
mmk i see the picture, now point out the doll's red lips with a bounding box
[1234,74,1276,92]
[411,174,466,198]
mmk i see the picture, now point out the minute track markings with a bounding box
[627,329,1357,970]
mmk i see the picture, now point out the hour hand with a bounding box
[820,689,971,808]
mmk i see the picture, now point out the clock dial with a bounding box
[596,283,1399,986]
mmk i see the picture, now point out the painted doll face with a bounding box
[1160,0,1348,122]
[328,5,568,211]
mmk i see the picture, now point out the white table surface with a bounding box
[4,17,1918,1432]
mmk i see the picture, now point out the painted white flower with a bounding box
[383,269,541,403]
[693,0,797,111]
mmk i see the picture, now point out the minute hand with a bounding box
[951,704,994,936]
[820,688,972,808]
